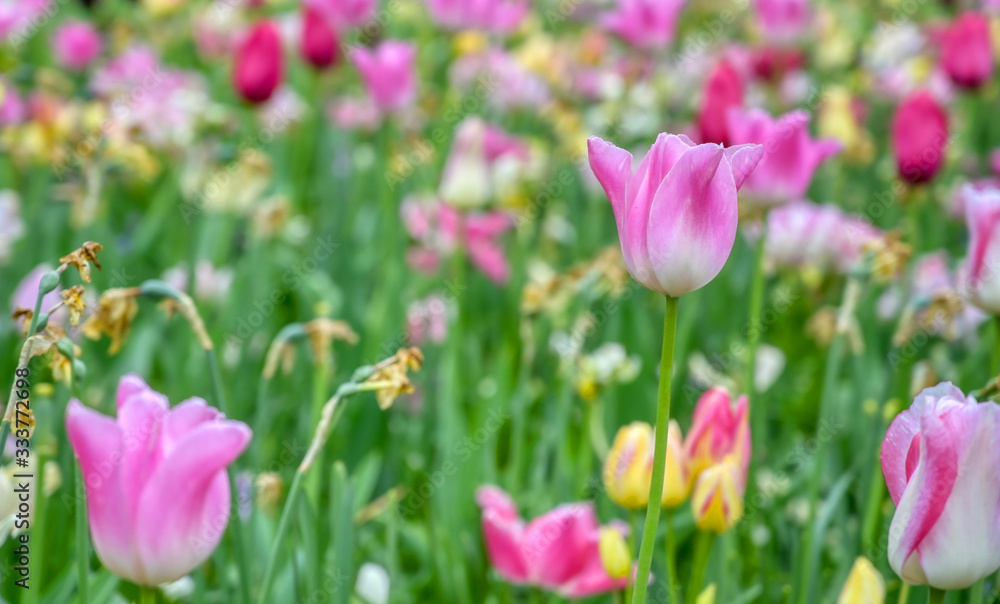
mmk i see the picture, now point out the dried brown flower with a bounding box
[82,288,139,354]
[60,241,103,283]
[303,318,359,368]
[61,285,87,326]
[367,347,424,410]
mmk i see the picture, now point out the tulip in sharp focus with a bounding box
[52,20,102,71]
[891,90,948,184]
[423,0,529,33]
[603,421,690,510]
[66,375,252,585]
[880,383,1000,589]
[684,387,751,480]
[351,41,417,113]
[600,0,686,50]
[698,60,743,146]
[588,134,763,296]
[932,12,994,89]
[233,21,284,104]
[726,108,841,205]
[300,6,340,70]
[476,485,631,597]
[963,183,1000,313]
[837,557,885,604]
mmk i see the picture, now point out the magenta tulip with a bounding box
[891,90,948,184]
[66,375,251,585]
[350,41,417,113]
[880,383,1000,588]
[300,6,340,70]
[600,0,686,50]
[963,183,1000,313]
[52,20,102,71]
[233,21,283,104]
[726,108,841,205]
[477,485,631,597]
[698,60,743,146]
[588,133,763,296]
[932,12,994,89]
[422,0,529,33]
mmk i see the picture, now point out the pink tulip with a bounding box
[891,90,948,184]
[880,383,1000,588]
[303,0,375,30]
[726,108,841,205]
[66,375,251,585]
[0,76,25,126]
[751,0,811,41]
[10,264,62,325]
[439,117,530,208]
[698,60,743,146]
[350,41,417,113]
[300,6,340,70]
[684,387,751,482]
[963,183,1000,313]
[423,0,529,33]
[401,197,513,284]
[932,12,994,89]
[52,20,102,71]
[476,485,632,597]
[233,21,284,104]
[765,200,882,273]
[588,133,763,296]
[406,294,449,345]
[601,0,686,50]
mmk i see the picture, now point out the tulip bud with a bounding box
[837,557,885,604]
[598,527,631,580]
[300,6,340,70]
[233,21,284,104]
[52,21,102,71]
[696,584,718,604]
[588,134,763,296]
[698,60,743,146]
[685,388,751,482]
[603,421,690,510]
[932,12,994,89]
[691,455,744,533]
[891,90,948,185]
[881,383,1000,589]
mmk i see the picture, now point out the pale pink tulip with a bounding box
[765,200,882,273]
[963,183,1000,313]
[726,108,841,205]
[66,375,251,585]
[351,41,417,113]
[880,383,1000,588]
[423,0,529,33]
[10,264,62,324]
[587,133,763,296]
[303,0,374,30]
[601,0,686,49]
[476,485,631,597]
[439,117,530,208]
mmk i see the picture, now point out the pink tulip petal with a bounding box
[725,144,765,190]
[66,400,140,583]
[481,507,530,583]
[645,143,737,296]
[523,503,596,588]
[587,136,633,230]
[136,421,251,584]
[117,389,169,519]
[161,397,223,453]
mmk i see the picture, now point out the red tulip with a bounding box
[233,21,283,104]
[300,6,340,70]
[891,90,949,184]
[933,12,994,89]
[698,60,743,146]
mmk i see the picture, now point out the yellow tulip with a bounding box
[691,455,744,533]
[598,527,631,580]
[603,421,690,510]
[837,557,885,604]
